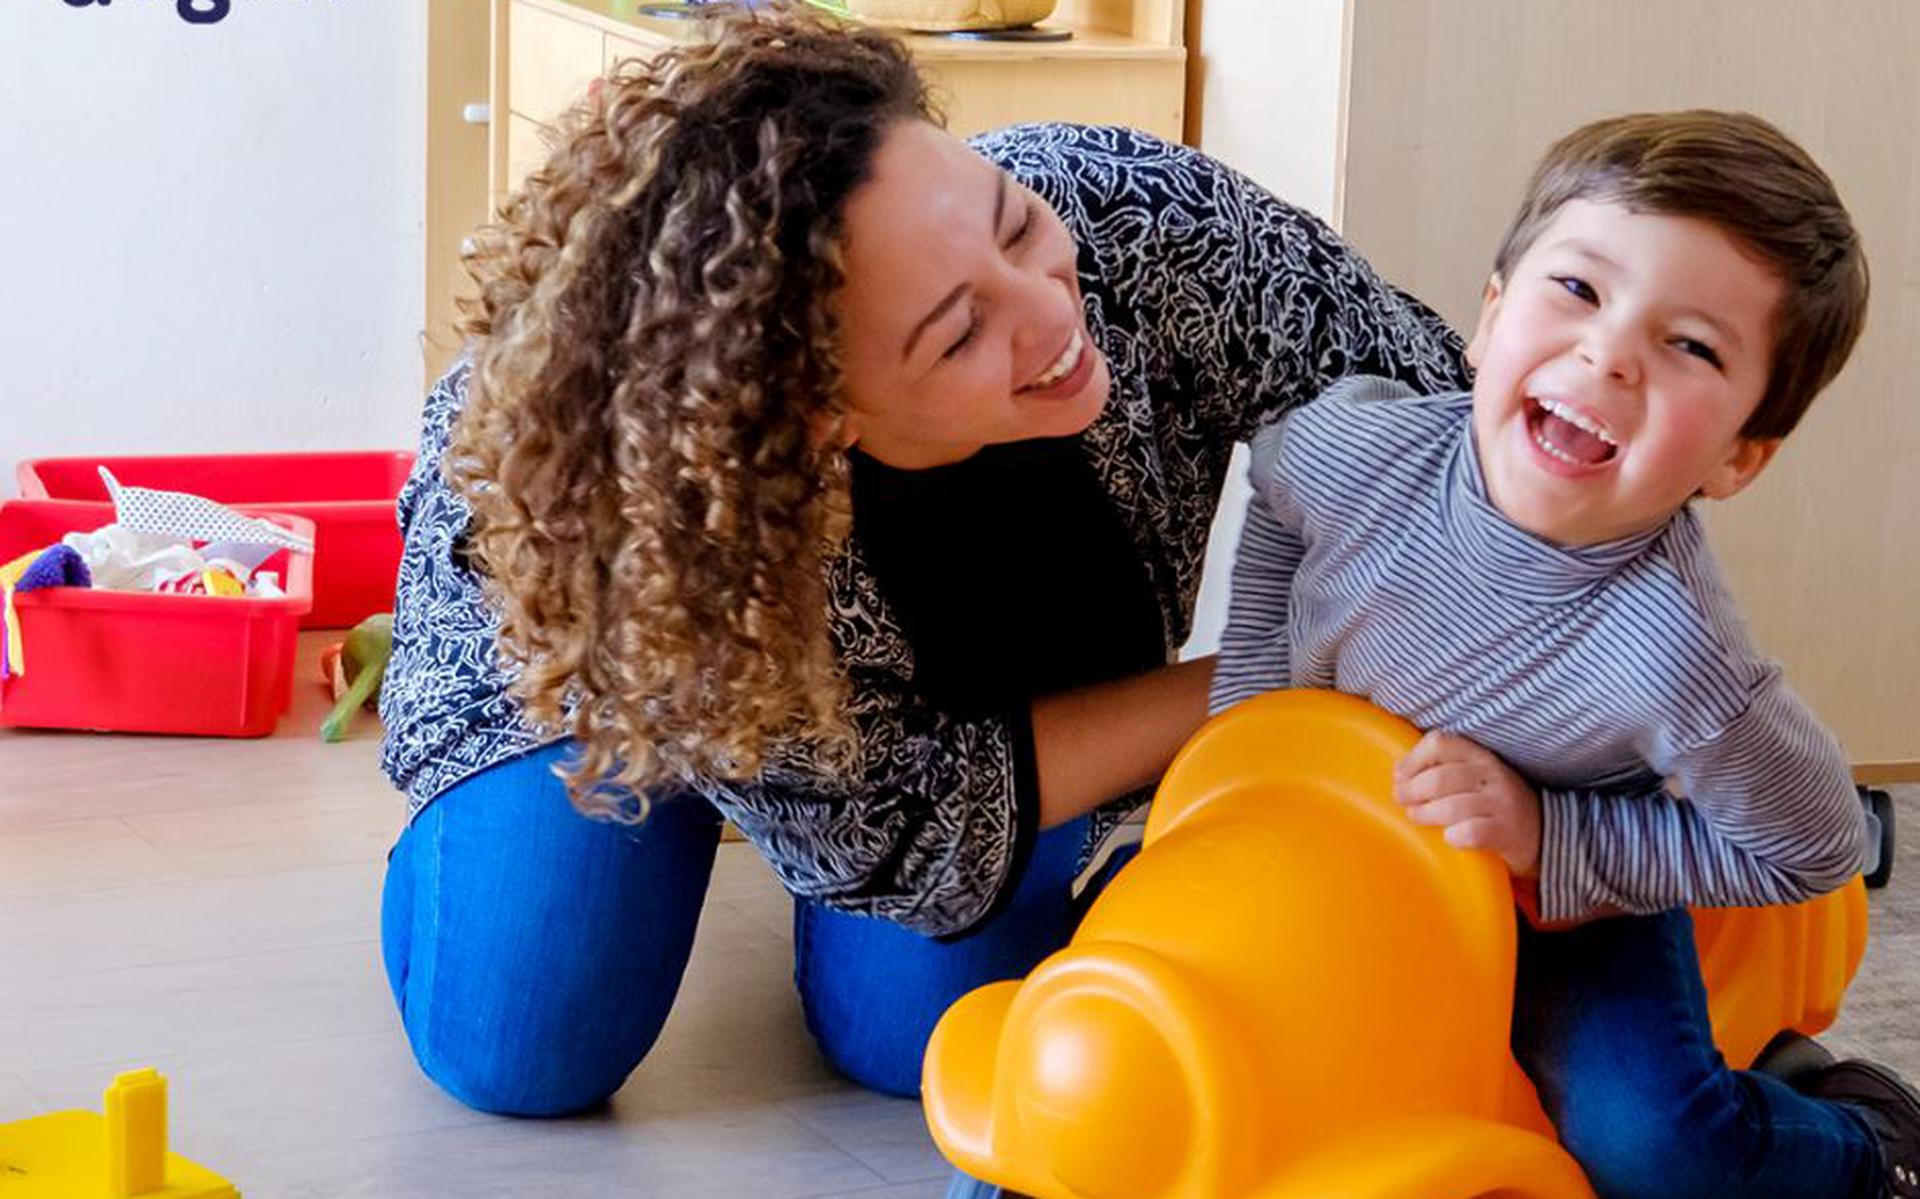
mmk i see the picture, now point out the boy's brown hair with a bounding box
[1491,110,1869,439]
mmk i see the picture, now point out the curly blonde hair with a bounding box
[448,5,934,817]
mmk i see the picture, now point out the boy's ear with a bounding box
[1464,275,1505,370]
[1699,437,1782,500]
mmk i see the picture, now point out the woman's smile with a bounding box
[1018,328,1095,398]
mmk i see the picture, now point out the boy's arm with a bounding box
[1209,421,1308,715]
[1536,675,1867,921]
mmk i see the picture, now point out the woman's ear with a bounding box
[1699,437,1782,501]
[1464,275,1505,371]
[810,410,860,453]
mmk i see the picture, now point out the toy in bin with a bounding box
[17,449,414,629]
[0,483,313,736]
[0,1068,237,1197]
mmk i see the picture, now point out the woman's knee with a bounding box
[794,821,1093,1098]
[401,1009,654,1117]
[381,747,724,1116]
[792,902,993,1098]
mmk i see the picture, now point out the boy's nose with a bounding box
[1578,325,1642,387]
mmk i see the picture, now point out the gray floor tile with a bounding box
[800,1182,952,1199]
[0,939,393,1073]
[0,817,191,900]
[0,862,381,983]
[122,792,401,880]
[0,1072,42,1116]
[782,1088,953,1184]
[246,1106,886,1199]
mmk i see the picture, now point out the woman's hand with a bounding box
[1394,730,1542,878]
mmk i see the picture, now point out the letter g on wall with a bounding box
[60,0,236,23]
[178,0,233,22]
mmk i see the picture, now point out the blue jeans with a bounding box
[379,741,1099,1116]
[1514,907,1880,1199]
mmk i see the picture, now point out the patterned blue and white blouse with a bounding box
[379,124,1468,937]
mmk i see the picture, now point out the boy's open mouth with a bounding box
[1526,395,1618,467]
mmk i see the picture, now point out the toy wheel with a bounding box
[1860,786,1895,890]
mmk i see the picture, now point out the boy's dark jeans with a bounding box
[1516,906,1882,1198]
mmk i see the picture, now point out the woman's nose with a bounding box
[1004,264,1074,355]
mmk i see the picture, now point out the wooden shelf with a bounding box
[501,0,1187,174]
[529,0,1184,63]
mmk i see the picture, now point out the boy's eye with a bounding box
[1552,275,1598,304]
[1674,337,1724,369]
[942,310,980,361]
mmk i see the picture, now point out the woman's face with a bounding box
[830,121,1111,469]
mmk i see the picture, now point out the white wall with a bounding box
[0,0,427,496]
[1189,0,1348,223]
[1180,0,1349,658]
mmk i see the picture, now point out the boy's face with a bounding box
[1466,199,1785,546]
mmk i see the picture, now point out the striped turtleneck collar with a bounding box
[1442,408,1673,604]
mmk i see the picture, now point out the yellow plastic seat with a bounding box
[923,690,1868,1199]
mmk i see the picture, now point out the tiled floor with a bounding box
[2,632,1915,1196]
[2,635,948,1198]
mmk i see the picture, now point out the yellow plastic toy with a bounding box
[923,691,1868,1199]
[0,1068,238,1197]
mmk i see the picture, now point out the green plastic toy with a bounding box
[319,613,393,743]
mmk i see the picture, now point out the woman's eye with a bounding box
[1552,275,1598,304]
[942,311,980,361]
[1674,337,1724,369]
[1005,202,1035,248]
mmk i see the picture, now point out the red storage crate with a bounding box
[0,501,314,737]
[16,451,413,629]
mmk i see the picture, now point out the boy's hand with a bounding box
[1394,731,1542,878]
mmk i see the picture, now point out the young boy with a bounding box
[1212,110,1919,1198]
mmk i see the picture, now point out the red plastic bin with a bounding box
[16,450,414,629]
[0,500,314,737]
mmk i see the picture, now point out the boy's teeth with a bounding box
[1533,426,1586,465]
[1032,331,1082,388]
[1536,396,1616,444]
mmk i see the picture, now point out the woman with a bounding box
[377,4,1466,1118]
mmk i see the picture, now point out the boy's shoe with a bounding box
[1800,1058,1920,1197]
[1860,785,1896,890]
[1752,1029,1838,1087]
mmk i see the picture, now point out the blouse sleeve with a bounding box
[689,551,1044,939]
[1168,144,1471,442]
[693,664,1040,939]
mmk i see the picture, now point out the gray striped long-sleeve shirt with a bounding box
[1210,376,1867,922]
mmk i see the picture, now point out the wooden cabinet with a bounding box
[428,0,1184,381]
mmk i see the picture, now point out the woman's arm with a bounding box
[698,654,1210,939]
[1030,655,1214,829]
